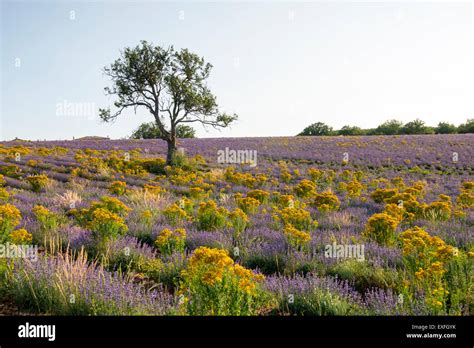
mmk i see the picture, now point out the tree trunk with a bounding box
[166,138,177,165]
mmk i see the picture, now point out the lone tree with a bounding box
[99,40,237,164]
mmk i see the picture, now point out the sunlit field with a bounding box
[0,134,472,316]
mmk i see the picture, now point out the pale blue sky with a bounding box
[1,1,473,140]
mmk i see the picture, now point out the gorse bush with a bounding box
[32,205,60,232]
[423,201,451,221]
[236,196,261,214]
[246,189,270,203]
[399,227,464,314]
[340,180,364,199]
[143,184,165,196]
[155,228,186,256]
[9,228,33,245]
[88,208,128,241]
[311,191,340,212]
[0,188,9,202]
[25,174,49,193]
[273,207,316,231]
[196,200,228,231]
[69,196,130,242]
[109,181,127,195]
[283,225,311,250]
[307,168,324,182]
[294,179,317,198]
[371,188,398,204]
[0,175,9,202]
[228,208,249,239]
[179,247,266,315]
[362,213,399,246]
[163,203,189,225]
[0,204,21,242]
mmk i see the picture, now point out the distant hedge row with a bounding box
[297,119,474,136]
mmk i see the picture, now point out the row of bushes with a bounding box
[298,119,474,136]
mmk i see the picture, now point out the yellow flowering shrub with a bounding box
[404,181,426,198]
[461,181,474,192]
[109,181,127,195]
[271,193,304,210]
[274,207,316,231]
[155,228,186,255]
[89,196,131,217]
[370,188,398,204]
[196,200,228,231]
[179,247,266,315]
[362,213,399,246]
[294,179,317,198]
[0,203,21,242]
[399,227,459,313]
[189,186,208,199]
[175,197,194,215]
[246,189,270,203]
[143,184,165,196]
[345,180,364,198]
[224,167,260,188]
[399,227,456,265]
[163,203,189,226]
[228,208,249,239]
[9,228,33,245]
[424,201,451,221]
[283,225,311,250]
[307,168,324,182]
[402,199,426,221]
[135,209,157,230]
[0,188,9,202]
[25,174,49,193]
[456,191,473,209]
[69,196,130,239]
[88,208,128,240]
[32,205,60,231]
[281,171,292,184]
[311,191,340,212]
[236,196,260,214]
[390,176,405,189]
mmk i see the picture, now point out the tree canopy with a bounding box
[99,40,237,163]
[131,122,195,139]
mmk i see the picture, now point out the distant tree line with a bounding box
[297,118,474,136]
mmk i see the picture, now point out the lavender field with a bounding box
[0,134,472,316]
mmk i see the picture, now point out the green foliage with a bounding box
[328,259,398,293]
[196,201,228,231]
[435,122,457,134]
[131,122,196,139]
[401,119,433,135]
[273,286,361,315]
[297,118,473,136]
[337,125,364,136]
[375,119,403,135]
[457,118,474,134]
[25,174,49,193]
[297,122,333,136]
